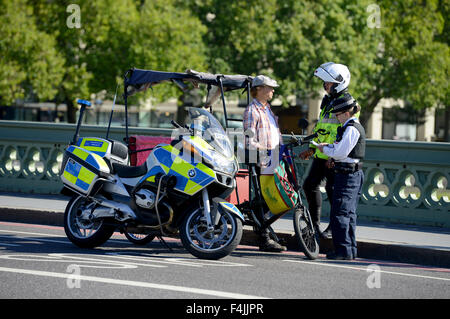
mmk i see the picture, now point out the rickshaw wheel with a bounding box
[293,206,319,259]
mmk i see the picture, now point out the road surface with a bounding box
[0,221,449,302]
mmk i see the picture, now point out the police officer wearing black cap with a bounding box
[316,93,365,260]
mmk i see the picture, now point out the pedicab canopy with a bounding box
[124,68,253,97]
[120,68,253,142]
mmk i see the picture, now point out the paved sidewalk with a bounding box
[0,191,449,267]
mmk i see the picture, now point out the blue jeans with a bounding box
[330,170,364,258]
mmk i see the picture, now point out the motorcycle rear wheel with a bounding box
[124,232,156,245]
[64,195,115,248]
[293,206,319,259]
[180,205,242,260]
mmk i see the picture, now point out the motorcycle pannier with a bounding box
[260,160,298,215]
[61,146,110,195]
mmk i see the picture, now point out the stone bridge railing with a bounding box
[1,120,449,227]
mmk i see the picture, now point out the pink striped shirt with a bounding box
[243,98,282,151]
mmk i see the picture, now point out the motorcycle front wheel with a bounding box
[64,195,115,248]
[180,205,243,260]
[293,206,319,259]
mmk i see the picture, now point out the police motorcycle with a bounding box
[60,69,250,260]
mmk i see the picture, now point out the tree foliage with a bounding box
[1,0,207,122]
[0,0,64,105]
[361,0,449,123]
[0,0,448,127]
[189,0,448,126]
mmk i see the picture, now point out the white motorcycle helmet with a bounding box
[314,62,351,94]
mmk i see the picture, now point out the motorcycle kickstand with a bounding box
[157,236,173,252]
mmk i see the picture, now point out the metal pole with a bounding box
[106,84,119,140]
[71,105,85,145]
[247,81,251,105]
[124,84,129,147]
[218,77,229,129]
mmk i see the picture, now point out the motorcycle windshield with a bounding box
[188,107,233,159]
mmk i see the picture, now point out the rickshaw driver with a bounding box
[243,75,287,252]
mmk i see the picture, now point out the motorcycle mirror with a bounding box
[298,118,309,129]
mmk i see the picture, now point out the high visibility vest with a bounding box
[312,106,341,160]
[311,92,360,160]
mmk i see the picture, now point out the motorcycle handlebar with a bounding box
[171,120,182,129]
[302,132,318,143]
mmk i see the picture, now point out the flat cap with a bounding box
[251,75,279,88]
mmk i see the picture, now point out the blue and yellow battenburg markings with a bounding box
[76,138,110,157]
[142,144,216,195]
[63,158,96,191]
[187,136,214,162]
[219,202,245,220]
[63,146,109,192]
[66,145,109,173]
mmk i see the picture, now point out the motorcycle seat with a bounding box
[112,162,148,178]
[109,139,129,160]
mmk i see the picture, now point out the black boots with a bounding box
[258,230,287,252]
[259,238,287,252]
[315,224,332,239]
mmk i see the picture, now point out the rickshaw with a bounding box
[124,68,319,259]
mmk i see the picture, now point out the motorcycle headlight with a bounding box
[206,152,236,175]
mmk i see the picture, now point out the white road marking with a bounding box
[0,229,129,246]
[284,259,450,282]
[0,253,139,269]
[0,230,69,245]
[50,253,167,269]
[0,229,62,237]
[0,242,20,247]
[0,252,251,269]
[0,266,268,299]
[103,253,204,267]
[105,252,252,268]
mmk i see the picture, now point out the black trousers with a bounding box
[302,157,335,228]
[250,164,272,240]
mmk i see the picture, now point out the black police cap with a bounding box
[331,93,357,113]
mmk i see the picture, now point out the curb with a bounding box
[1,207,449,268]
[0,207,64,227]
[240,229,450,268]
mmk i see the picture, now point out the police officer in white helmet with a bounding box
[299,62,355,239]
